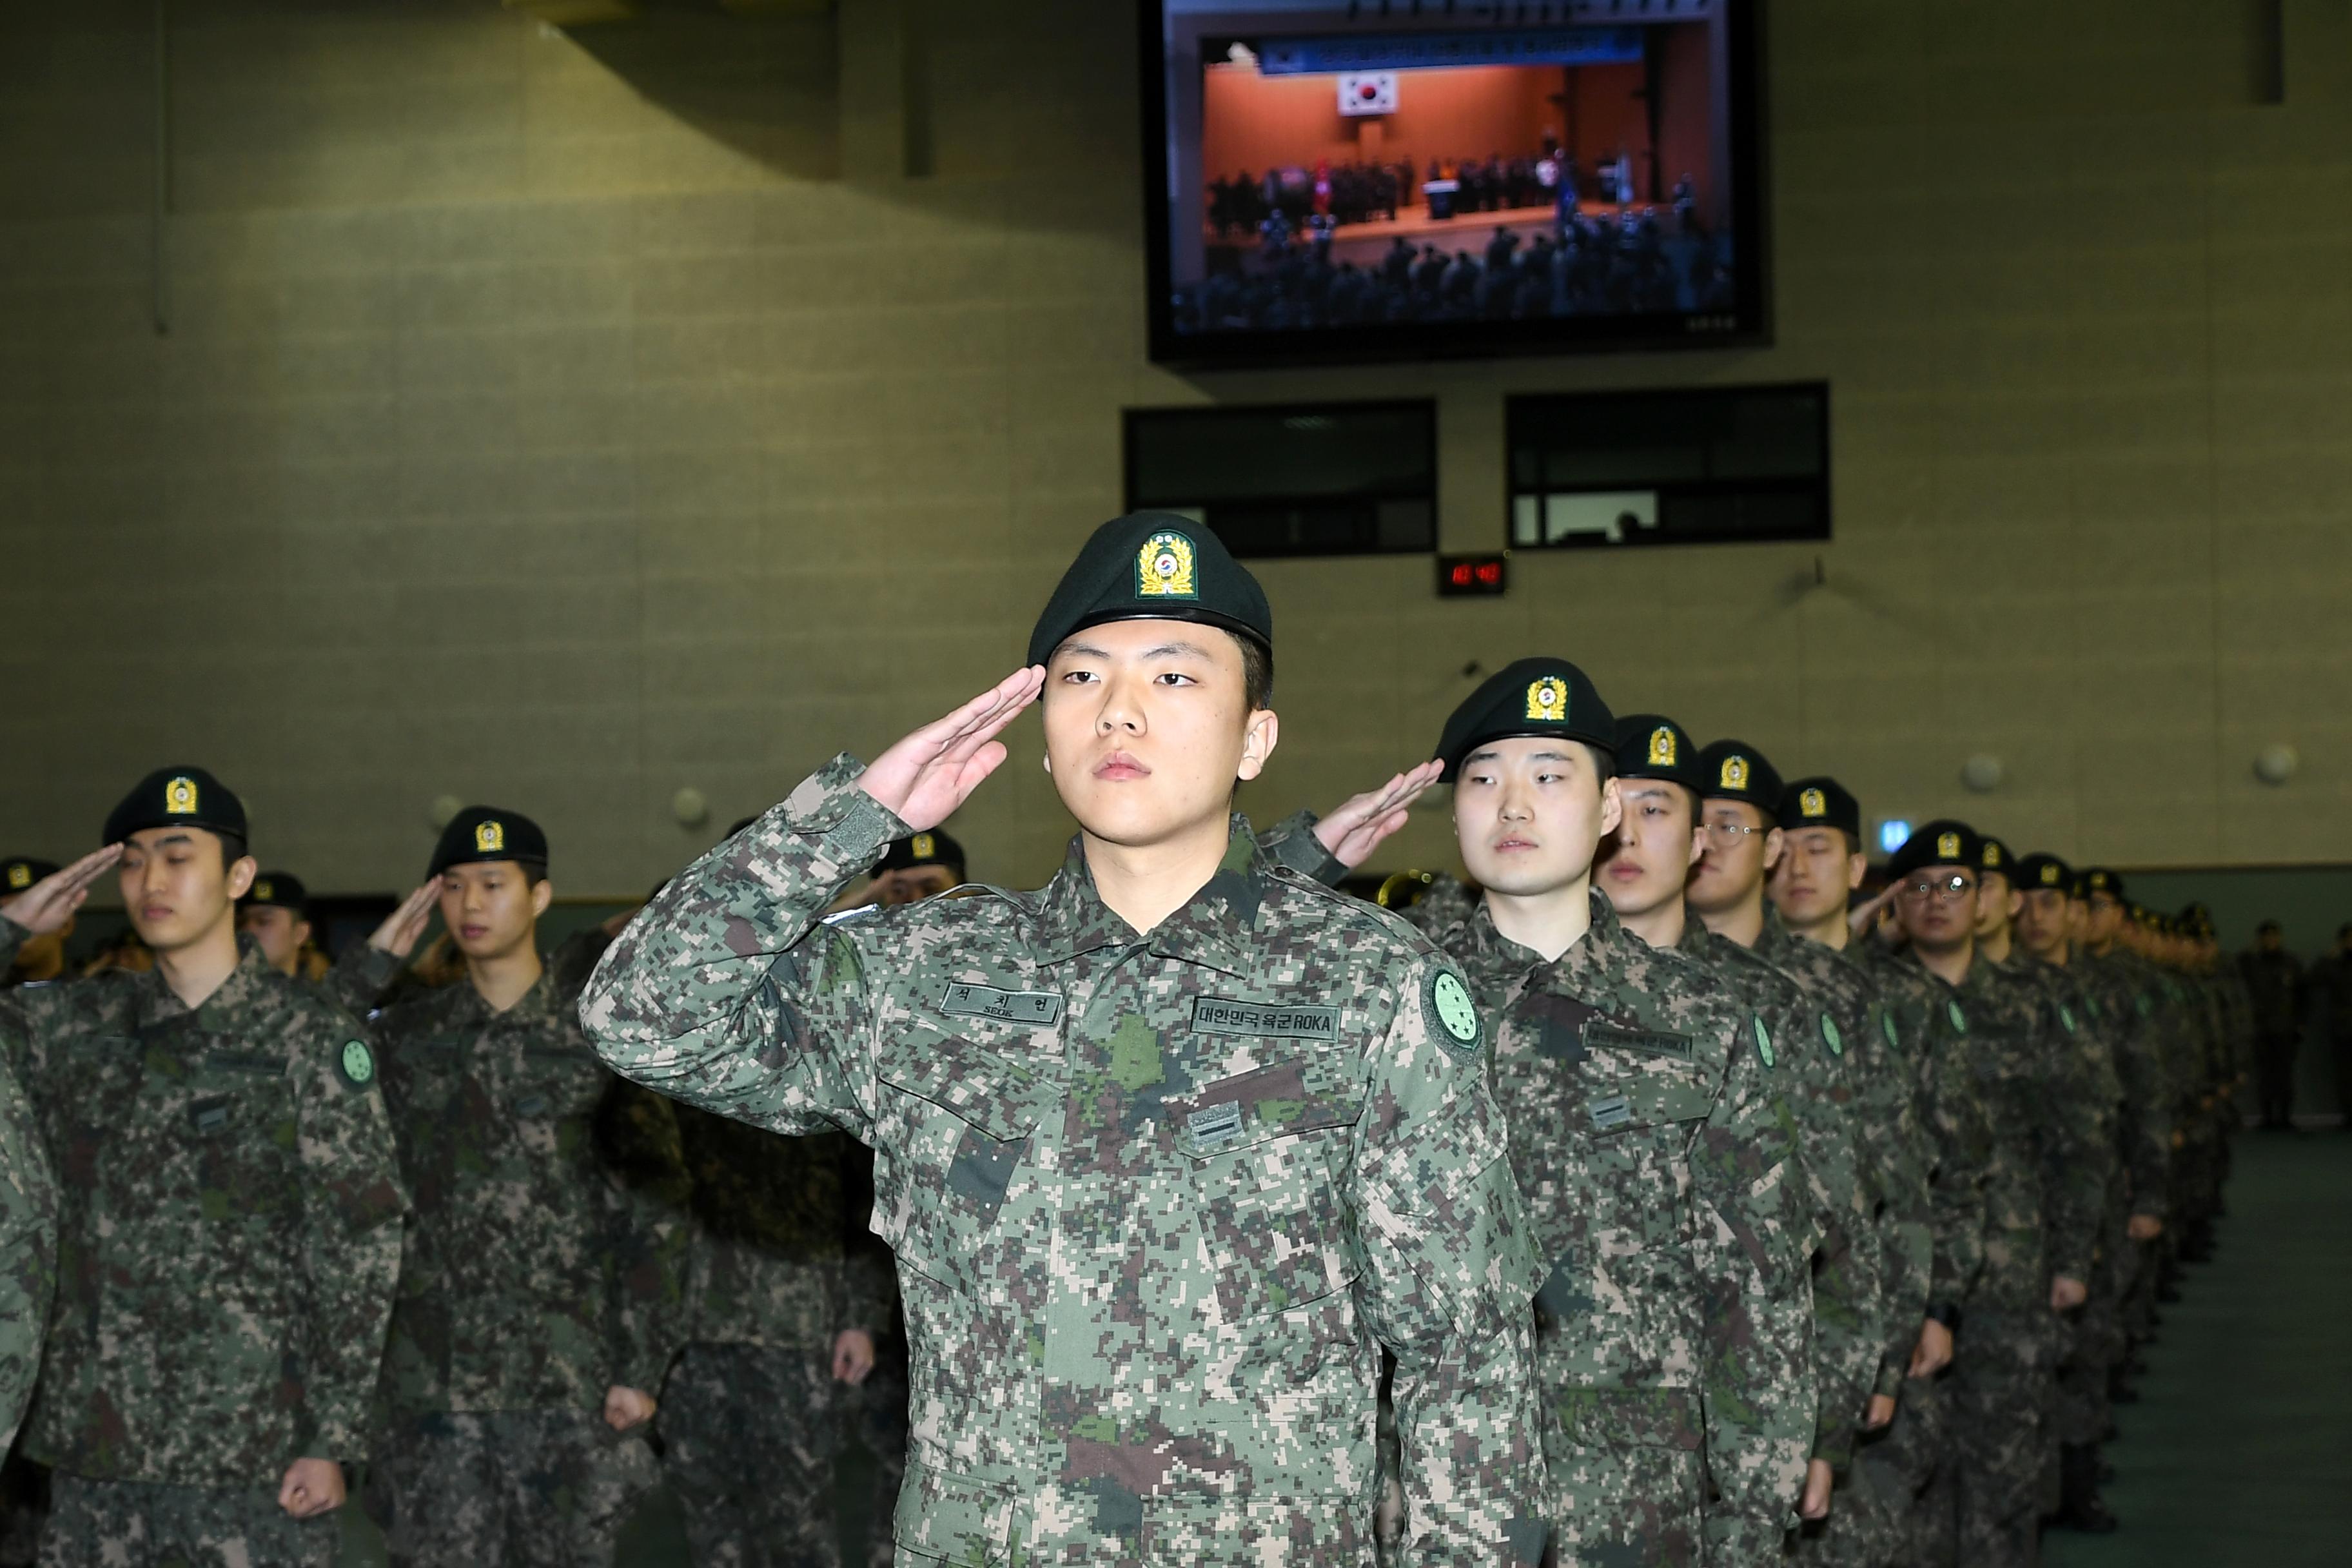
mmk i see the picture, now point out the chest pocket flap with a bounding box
[1583,1021,1717,1131]
[1166,1052,1357,1162]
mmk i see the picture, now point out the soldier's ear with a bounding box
[530,879,554,919]
[1235,709,1279,783]
[226,856,259,901]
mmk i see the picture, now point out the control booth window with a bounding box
[1123,400,1436,558]
[1506,382,1829,550]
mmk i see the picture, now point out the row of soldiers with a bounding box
[0,778,949,1565]
[0,511,2253,1565]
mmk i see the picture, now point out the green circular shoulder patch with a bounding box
[1753,1015,1776,1068]
[1947,1001,1968,1034]
[1819,1014,1844,1056]
[2058,1004,2078,1034]
[1428,969,1482,1057]
[338,1038,376,1089]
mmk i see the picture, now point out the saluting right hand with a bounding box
[857,667,1044,832]
[0,846,121,936]
[367,881,440,958]
[1312,760,1444,870]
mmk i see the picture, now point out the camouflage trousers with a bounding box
[1806,1375,1945,1568]
[1941,1313,2053,1568]
[365,1407,660,1568]
[39,1472,337,1568]
[662,1342,843,1568]
[1544,1390,1705,1568]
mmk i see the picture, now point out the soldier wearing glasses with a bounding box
[1862,823,2103,1568]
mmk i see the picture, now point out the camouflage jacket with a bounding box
[338,937,692,1418]
[675,1109,896,1349]
[0,1019,56,1451]
[1679,921,1883,1470]
[1861,946,1992,1315]
[0,926,405,1483]
[2008,954,2126,1271]
[1753,916,1937,1402]
[578,758,1547,1566]
[2072,951,2176,1220]
[1393,883,1815,1550]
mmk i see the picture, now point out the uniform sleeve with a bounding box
[577,754,907,1141]
[2110,995,2173,1222]
[0,922,32,1074]
[596,1078,695,1396]
[1691,1018,1814,1556]
[1347,953,1546,1567]
[1254,809,1348,887]
[289,1023,410,1462]
[1857,997,1936,1396]
[0,1051,57,1451]
[840,1141,897,1337]
[2034,995,2108,1285]
[325,944,407,1017]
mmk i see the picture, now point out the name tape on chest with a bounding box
[1191,997,1340,1041]
[1580,1020,1695,1062]
[938,983,1064,1026]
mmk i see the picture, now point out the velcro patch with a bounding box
[938,983,1063,1026]
[1191,997,1340,1041]
[1185,1101,1244,1152]
[1583,1021,1694,1061]
[1589,1095,1634,1130]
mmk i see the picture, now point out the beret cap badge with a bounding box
[1799,787,1826,818]
[1719,755,1749,792]
[1647,726,1676,766]
[1937,830,1961,859]
[1524,676,1569,723]
[1133,531,1198,600]
[475,820,505,855]
[165,776,199,815]
[5,865,28,890]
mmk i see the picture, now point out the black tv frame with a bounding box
[1137,0,1774,369]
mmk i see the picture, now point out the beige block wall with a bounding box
[1,0,2349,897]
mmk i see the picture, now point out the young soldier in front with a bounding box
[580,515,1543,1564]
[341,809,692,1568]
[0,770,405,1567]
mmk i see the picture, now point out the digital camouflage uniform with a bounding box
[578,758,1548,1565]
[662,1106,897,1568]
[0,1039,55,1449]
[2016,954,2126,1455]
[1753,917,1936,1568]
[336,934,693,1568]
[1677,925,1884,1544]
[1868,950,2102,1568]
[1861,950,1992,1568]
[0,928,406,1568]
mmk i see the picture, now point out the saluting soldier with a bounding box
[0,770,404,1567]
[0,863,65,991]
[1279,676,1818,1563]
[340,808,693,1568]
[580,514,1545,1562]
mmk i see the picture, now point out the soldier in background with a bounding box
[0,864,63,990]
[2319,924,2352,1127]
[344,808,692,1568]
[2240,920,2302,1129]
[237,871,315,981]
[0,772,404,1567]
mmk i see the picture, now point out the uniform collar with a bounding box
[1033,816,1266,979]
[133,934,274,1032]
[1463,887,1625,991]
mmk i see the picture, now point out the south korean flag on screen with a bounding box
[1337,72,1398,116]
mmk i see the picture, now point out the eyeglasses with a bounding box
[1900,874,1975,903]
[1702,821,1765,845]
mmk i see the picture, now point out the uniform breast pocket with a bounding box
[181,1059,297,1224]
[513,1046,611,1159]
[875,1032,1049,1278]
[1167,1050,1360,1322]
[1582,1040,1717,1255]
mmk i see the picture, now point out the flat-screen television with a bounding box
[1141,0,1769,367]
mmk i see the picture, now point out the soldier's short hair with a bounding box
[1237,632,1274,713]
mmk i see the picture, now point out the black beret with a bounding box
[1612,714,1703,796]
[103,767,246,847]
[1693,739,1782,814]
[429,807,547,878]
[2180,902,2215,938]
[2082,867,2125,898]
[1433,657,1614,783]
[2014,852,2073,894]
[1778,776,1860,839]
[878,829,965,876]
[242,871,309,914]
[1977,836,2015,881]
[1026,513,1273,671]
[1887,819,1982,881]
[1,857,59,896]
